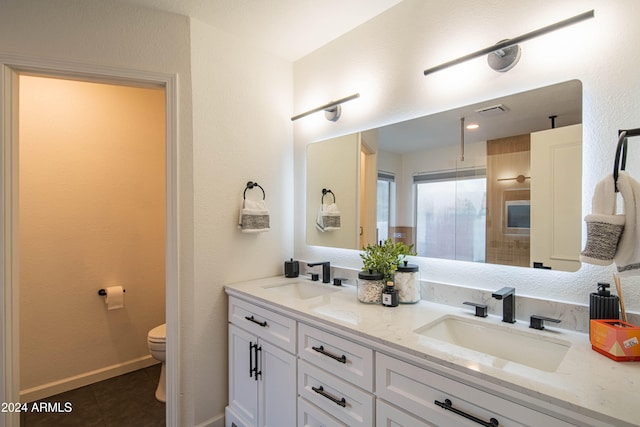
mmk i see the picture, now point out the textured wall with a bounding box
[0,0,194,423]
[190,19,293,425]
[293,0,640,311]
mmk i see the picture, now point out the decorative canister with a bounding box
[395,262,420,303]
[357,270,385,304]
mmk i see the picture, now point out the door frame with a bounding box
[0,54,180,426]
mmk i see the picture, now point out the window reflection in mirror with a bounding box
[305,80,582,272]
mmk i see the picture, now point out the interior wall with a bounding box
[293,0,640,311]
[307,134,360,249]
[190,19,293,426]
[0,0,195,424]
[19,75,166,396]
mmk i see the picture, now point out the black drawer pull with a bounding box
[312,385,346,408]
[312,345,347,364]
[245,315,268,327]
[435,398,499,427]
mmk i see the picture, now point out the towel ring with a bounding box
[614,131,629,192]
[321,188,336,204]
[244,181,266,200]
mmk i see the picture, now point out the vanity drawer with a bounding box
[298,359,374,427]
[228,296,296,353]
[376,399,435,427]
[298,396,348,427]
[376,353,573,427]
[298,323,374,391]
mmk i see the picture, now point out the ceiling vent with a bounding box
[475,104,509,116]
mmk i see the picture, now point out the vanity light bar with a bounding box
[423,9,595,76]
[291,93,360,121]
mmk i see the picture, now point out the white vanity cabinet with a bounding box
[297,323,375,427]
[375,352,574,427]
[376,399,434,427]
[225,280,634,427]
[226,297,297,427]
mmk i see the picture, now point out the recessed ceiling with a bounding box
[377,80,582,154]
[108,0,402,61]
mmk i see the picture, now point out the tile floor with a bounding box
[21,364,165,427]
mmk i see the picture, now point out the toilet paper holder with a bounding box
[98,288,126,296]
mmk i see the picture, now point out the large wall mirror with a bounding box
[306,80,583,272]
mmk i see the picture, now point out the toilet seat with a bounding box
[148,323,166,343]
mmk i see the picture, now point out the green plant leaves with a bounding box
[360,239,415,281]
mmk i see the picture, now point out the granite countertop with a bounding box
[224,275,640,427]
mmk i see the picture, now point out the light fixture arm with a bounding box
[423,9,594,76]
[291,93,360,121]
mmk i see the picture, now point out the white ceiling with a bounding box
[377,80,582,154]
[109,0,402,61]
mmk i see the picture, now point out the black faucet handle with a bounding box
[463,301,488,317]
[529,315,561,330]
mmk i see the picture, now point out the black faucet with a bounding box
[307,262,331,283]
[492,287,516,323]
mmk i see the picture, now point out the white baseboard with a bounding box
[195,413,225,427]
[20,355,159,402]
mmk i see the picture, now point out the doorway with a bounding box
[1,60,179,427]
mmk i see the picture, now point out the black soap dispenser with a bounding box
[284,258,299,278]
[590,282,620,321]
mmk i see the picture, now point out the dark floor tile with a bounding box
[22,384,105,427]
[22,366,165,427]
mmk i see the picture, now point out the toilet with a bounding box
[147,323,166,402]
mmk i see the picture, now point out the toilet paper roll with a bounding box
[105,286,125,310]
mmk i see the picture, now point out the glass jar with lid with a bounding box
[394,262,420,303]
[357,270,385,304]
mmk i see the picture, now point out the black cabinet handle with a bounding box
[312,345,347,364]
[435,399,499,426]
[312,385,346,408]
[249,342,255,378]
[254,345,262,380]
[245,315,267,327]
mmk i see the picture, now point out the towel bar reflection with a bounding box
[98,288,126,296]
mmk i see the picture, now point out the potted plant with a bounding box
[358,239,415,304]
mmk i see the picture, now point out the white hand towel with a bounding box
[238,199,270,233]
[614,171,640,275]
[316,203,341,232]
[580,175,625,265]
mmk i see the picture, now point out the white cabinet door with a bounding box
[259,340,297,427]
[228,298,297,427]
[228,324,259,427]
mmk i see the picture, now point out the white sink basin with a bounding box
[263,281,341,300]
[414,315,571,372]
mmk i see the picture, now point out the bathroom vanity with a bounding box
[224,276,639,427]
